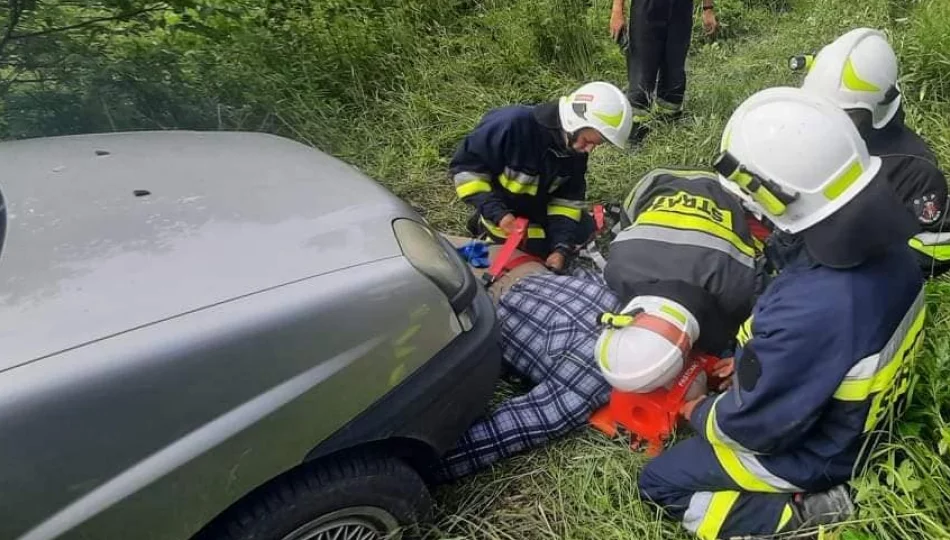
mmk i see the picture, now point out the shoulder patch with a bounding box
[913,192,943,225]
[737,346,762,392]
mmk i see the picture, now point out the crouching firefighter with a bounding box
[801,27,950,276]
[638,87,926,539]
[604,167,769,353]
[449,81,634,271]
[429,167,764,483]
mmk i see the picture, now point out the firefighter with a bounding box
[449,81,634,271]
[801,27,950,276]
[431,168,765,483]
[638,87,925,539]
[609,0,718,135]
[604,167,768,357]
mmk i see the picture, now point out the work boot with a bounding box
[783,485,856,537]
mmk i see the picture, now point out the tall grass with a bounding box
[2,0,948,537]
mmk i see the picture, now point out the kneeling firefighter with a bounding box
[449,81,634,271]
[800,27,950,276]
[431,168,765,483]
[638,87,925,539]
[601,167,769,362]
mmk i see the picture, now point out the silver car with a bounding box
[0,131,501,540]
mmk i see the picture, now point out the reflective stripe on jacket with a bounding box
[690,239,925,493]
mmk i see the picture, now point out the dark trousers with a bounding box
[638,437,796,539]
[466,212,597,259]
[626,0,694,113]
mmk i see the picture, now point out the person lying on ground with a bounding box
[448,81,634,272]
[429,167,767,483]
[800,27,950,276]
[638,86,925,539]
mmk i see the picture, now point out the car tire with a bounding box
[200,452,433,540]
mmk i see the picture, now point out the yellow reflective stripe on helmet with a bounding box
[823,160,863,200]
[597,328,616,369]
[479,216,546,239]
[661,305,687,324]
[635,210,756,258]
[695,491,740,540]
[908,237,950,261]
[594,110,624,128]
[776,504,794,532]
[842,57,881,92]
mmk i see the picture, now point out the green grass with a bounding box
[3,0,948,537]
[369,0,950,538]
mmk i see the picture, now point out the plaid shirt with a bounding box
[433,269,620,482]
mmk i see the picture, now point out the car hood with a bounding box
[0,131,413,369]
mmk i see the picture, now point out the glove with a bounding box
[457,241,490,268]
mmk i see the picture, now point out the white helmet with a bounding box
[802,28,901,129]
[595,296,700,393]
[559,81,634,148]
[714,86,881,234]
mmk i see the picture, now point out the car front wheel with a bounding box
[199,452,432,540]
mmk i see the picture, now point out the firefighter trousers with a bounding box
[626,0,694,115]
[638,437,797,540]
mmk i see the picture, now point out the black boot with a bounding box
[784,485,856,537]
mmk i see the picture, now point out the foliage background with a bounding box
[1,0,949,538]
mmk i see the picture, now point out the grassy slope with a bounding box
[349,0,950,539]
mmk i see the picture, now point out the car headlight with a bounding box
[392,218,467,301]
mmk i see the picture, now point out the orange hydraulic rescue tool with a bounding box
[590,353,723,456]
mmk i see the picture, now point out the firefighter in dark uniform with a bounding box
[602,167,767,358]
[433,167,765,482]
[802,27,950,276]
[450,81,634,271]
[609,0,718,133]
[638,87,925,539]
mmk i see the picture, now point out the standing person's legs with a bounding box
[638,437,797,539]
[656,0,694,116]
[626,0,665,119]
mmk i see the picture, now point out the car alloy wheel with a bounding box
[281,506,401,540]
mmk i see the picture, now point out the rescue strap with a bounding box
[598,311,691,357]
[482,216,543,286]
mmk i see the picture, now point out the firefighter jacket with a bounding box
[867,108,950,274]
[449,102,589,251]
[604,169,764,353]
[689,235,925,493]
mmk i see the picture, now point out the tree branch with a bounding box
[0,0,26,59]
[8,4,167,41]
